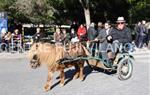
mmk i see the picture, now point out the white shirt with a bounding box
[106,28,110,35]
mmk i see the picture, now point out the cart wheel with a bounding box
[117,58,133,80]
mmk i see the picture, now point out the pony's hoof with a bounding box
[60,83,64,87]
[80,77,84,81]
[73,76,78,80]
[73,74,79,80]
[44,84,51,92]
[79,76,84,81]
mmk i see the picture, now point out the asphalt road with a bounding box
[0,50,149,95]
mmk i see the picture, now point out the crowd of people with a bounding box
[46,17,149,67]
[51,17,150,51]
[0,17,150,59]
[134,20,150,49]
[0,28,22,52]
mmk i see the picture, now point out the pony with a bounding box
[27,42,86,92]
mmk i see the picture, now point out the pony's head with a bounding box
[30,54,41,69]
[28,43,41,69]
[27,42,58,69]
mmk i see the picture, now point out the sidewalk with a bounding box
[0,52,27,59]
[131,48,150,59]
[131,48,150,55]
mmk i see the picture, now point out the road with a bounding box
[0,49,149,95]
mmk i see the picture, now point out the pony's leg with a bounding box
[79,62,84,81]
[73,64,80,79]
[60,68,65,87]
[44,70,53,92]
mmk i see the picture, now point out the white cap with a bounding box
[116,17,126,23]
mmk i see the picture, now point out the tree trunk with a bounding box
[79,0,91,29]
[84,8,91,29]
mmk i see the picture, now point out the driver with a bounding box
[107,17,132,63]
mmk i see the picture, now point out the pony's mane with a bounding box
[36,42,64,70]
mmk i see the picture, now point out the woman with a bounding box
[77,24,87,41]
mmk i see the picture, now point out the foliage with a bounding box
[0,0,149,24]
[127,0,150,23]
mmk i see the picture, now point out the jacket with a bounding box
[110,27,132,44]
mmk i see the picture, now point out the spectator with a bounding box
[33,27,44,42]
[70,28,77,40]
[70,21,79,33]
[13,29,21,43]
[0,28,7,51]
[134,21,141,47]
[87,22,97,41]
[138,20,148,48]
[147,23,150,49]
[0,28,7,43]
[77,24,87,41]
[60,29,67,44]
[54,28,61,43]
[87,22,97,56]
[12,29,22,51]
[97,22,103,34]
[4,31,12,51]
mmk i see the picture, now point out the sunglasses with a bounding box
[117,22,124,24]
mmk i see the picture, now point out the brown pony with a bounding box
[27,42,86,92]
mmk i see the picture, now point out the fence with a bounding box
[0,34,33,53]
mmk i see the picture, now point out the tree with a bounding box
[79,0,91,29]
[9,0,55,24]
[127,0,150,23]
[0,0,149,25]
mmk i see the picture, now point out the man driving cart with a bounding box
[95,17,132,68]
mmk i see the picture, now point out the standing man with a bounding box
[134,21,141,47]
[87,22,97,41]
[97,22,103,34]
[138,20,148,48]
[87,22,97,56]
[33,27,45,42]
[70,21,79,33]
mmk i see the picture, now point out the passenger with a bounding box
[95,21,113,67]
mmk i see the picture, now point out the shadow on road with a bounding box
[52,65,117,90]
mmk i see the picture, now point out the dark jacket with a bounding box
[110,27,132,44]
[140,24,148,36]
[87,26,97,41]
[134,24,141,35]
[33,32,45,42]
[96,28,113,51]
[97,28,113,43]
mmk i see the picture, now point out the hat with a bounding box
[116,17,126,23]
